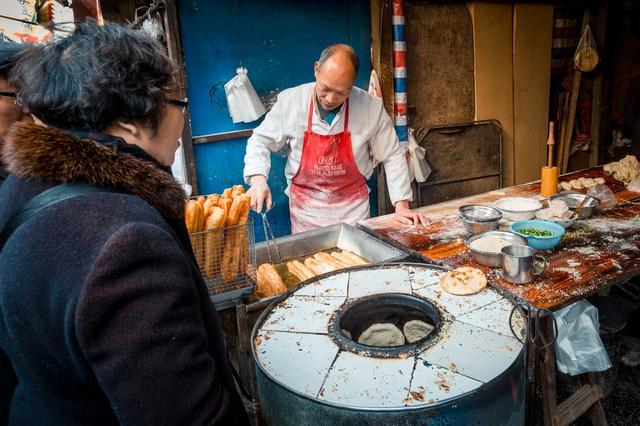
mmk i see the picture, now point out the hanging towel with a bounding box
[406,128,431,183]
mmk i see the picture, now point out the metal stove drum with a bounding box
[252,263,527,425]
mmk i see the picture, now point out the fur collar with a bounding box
[2,123,186,220]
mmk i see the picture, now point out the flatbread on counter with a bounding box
[440,267,487,296]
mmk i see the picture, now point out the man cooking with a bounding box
[244,44,425,234]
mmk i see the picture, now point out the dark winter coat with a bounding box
[0,123,249,425]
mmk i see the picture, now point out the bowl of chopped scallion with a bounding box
[509,220,565,250]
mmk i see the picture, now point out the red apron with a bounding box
[289,94,370,234]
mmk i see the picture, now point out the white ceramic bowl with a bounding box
[493,197,542,221]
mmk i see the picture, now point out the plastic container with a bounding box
[541,166,559,198]
[510,220,565,250]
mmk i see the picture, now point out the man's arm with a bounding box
[243,93,288,183]
[244,93,288,212]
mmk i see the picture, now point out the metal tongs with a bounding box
[261,201,282,263]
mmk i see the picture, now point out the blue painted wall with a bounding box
[178,0,373,240]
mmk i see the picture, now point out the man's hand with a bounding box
[393,200,427,226]
[247,175,272,213]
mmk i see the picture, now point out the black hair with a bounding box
[318,44,359,77]
[9,20,175,132]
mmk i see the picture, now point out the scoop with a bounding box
[569,197,589,220]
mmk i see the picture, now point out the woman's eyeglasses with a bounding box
[0,91,16,98]
[167,97,188,113]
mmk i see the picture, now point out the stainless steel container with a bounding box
[549,192,600,219]
[493,197,542,221]
[501,244,547,284]
[465,231,527,267]
[255,223,409,265]
[459,205,502,234]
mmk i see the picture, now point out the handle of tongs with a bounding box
[261,203,281,263]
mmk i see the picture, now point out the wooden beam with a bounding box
[193,129,254,144]
[580,373,609,426]
[163,0,199,194]
[538,314,558,426]
[590,1,609,167]
[370,0,383,75]
[379,0,394,117]
[377,0,394,215]
[553,385,604,426]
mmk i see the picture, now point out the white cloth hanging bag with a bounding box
[224,67,266,123]
[406,127,431,183]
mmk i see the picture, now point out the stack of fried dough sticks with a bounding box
[185,185,251,285]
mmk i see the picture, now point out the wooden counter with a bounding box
[361,167,640,311]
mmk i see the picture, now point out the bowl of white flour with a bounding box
[493,197,542,221]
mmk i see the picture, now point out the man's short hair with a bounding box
[318,44,359,77]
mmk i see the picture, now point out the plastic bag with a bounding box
[224,67,266,123]
[574,25,599,72]
[628,177,640,193]
[406,128,432,183]
[554,300,612,376]
[368,69,382,99]
[587,183,617,209]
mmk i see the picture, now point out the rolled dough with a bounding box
[403,320,435,343]
[357,323,405,347]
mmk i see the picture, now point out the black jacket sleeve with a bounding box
[75,222,238,425]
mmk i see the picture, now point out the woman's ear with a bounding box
[113,121,141,137]
[105,121,149,146]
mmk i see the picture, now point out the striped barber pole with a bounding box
[392,0,408,144]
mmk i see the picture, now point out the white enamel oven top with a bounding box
[253,264,525,410]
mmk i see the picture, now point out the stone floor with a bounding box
[600,362,640,424]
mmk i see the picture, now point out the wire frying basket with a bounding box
[189,217,256,296]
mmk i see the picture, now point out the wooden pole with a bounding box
[560,9,591,174]
[590,1,609,167]
[547,121,555,167]
[163,0,199,194]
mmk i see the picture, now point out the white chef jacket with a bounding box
[243,82,413,205]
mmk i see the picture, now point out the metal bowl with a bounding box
[548,192,600,219]
[493,197,543,221]
[534,210,576,229]
[459,205,502,234]
[465,231,528,267]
